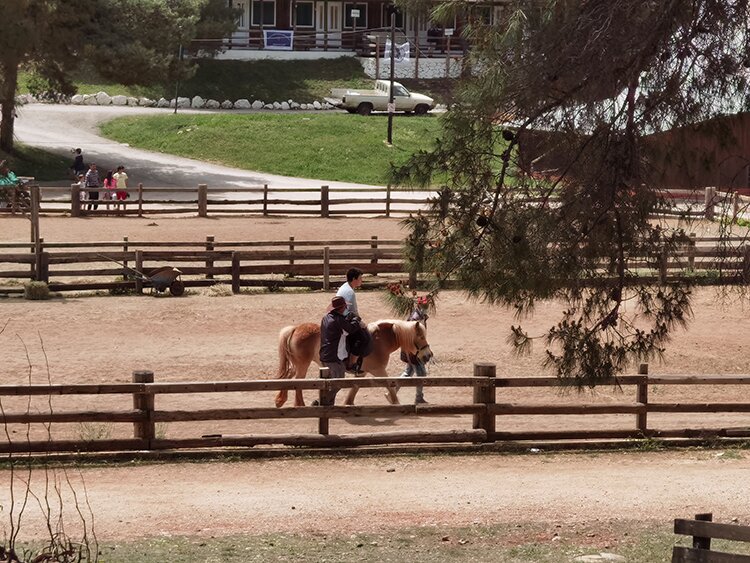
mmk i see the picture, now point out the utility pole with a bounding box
[386,11,396,145]
[173,43,184,115]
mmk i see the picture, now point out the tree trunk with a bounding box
[0,61,19,153]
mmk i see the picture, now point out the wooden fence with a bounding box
[673,513,750,562]
[0,237,415,293]
[3,234,750,293]
[20,184,436,218]
[2,363,750,455]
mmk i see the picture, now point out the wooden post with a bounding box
[137,183,144,217]
[123,236,129,272]
[323,246,330,290]
[132,370,155,448]
[262,184,269,216]
[30,186,41,280]
[687,232,696,270]
[375,36,380,78]
[321,185,330,218]
[370,235,378,274]
[198,183,208,217]
[39,252,49,284]
[733,191,740,222]
[704,187,715,220]
[70,183,82,217]
[289,236,295,271]
[134,250,144,294]
[318,366,331,435]
[659,244,668,284]
[472,363,496,438]
[408,268,417,289]
[231,251,241,294]
[385,184,391,217]
[205,235,215,279]
[692,513,713,550]
[445,37,451,76]
[637,363,648,436]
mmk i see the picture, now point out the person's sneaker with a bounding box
[415,397,428,405]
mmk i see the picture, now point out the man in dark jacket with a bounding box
[320,295,364,405]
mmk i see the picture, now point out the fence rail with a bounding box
[673,513,750,562]
[2,363,750,455]
[3,233,750,293]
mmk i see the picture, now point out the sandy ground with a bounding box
[2,215,750,543]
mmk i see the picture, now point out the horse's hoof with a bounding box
[384,392,399,405]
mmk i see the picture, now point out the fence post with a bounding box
[321,185,330,218]
[231,251,241,294]
[472,363,496,439]
[688,232,696,270]
[323,246,330,290]
[122,236,129,272]
[134,250,143,294]
[198,183,208,217]
[70,183,82,217]
[289,236,295,274]
[132,370,155,448]
[370,235,378,274]
[692,513,713,550]
[637,363,648,436]
[318,366,331,435]
[385,184,391,218]
[375,36,380,78]
[445,37,451,76]
[262,184,269,216]
[733,191,740,222]
[408,269,417,289]
[137,183,144,217]
[659,244,668,284]
[205,235,215,279]
[704,187,715,220]
[30,186,41,280]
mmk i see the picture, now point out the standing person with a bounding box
[399,302,430,404]
[319,296,364,405]
[336,267,371,374]
[102,169,115,210]
[75,173,87,207]
[113,164,129,203]
[70,148,86,179]
[84,163,100,211]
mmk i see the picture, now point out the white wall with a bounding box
[358,57,464,79]
[215,50,357,60]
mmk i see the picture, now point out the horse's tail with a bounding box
[276,325,297,380]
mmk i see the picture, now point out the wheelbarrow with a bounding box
[146,266,185,296]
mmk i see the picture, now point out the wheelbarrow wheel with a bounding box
[169,280,185,296]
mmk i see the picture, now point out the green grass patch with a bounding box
[100,113,443,184]
[0,145,71,182]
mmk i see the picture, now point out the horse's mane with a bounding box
[369,319,421,354]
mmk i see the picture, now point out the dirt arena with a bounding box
[2,215,750,545]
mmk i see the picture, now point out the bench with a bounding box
[673,513,750,562]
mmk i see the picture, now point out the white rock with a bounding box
[71,94,85,105]
[95,91,112,105]
[280,101,290,110]
[573,554,626,563]
[234,98,251,109]
[84,94,98,106]
[127,96,139,106]
[251,100,263,110]
[205,99,220,109]
[288,99,293,104]
[138,97,155,107]
[264,103,273,109]
[157,98,170,108]
[177,97,190,108]
[112,95,128,106]
[272,101,282,109]
[291,102,300,109]
[191,96,205,108]
[312,100,322,110]
[220,100,234,109]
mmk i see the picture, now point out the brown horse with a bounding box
[275,319,432,407]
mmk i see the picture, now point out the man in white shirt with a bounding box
[336,268,370,373]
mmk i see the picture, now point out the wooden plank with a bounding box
[671,546,750,563]
[491,403,645,415]
[154,404,417,421]
[675,519,750,542]
[649,376,750,385]
[649,403,750,413]
[0,410,143,423]
[0,439,148,454]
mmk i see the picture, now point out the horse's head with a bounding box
[390,320,432,363]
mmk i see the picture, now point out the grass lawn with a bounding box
[0,145,71,182]
[100,113,444,185]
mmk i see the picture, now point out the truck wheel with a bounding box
[346,109,357,114]
[357,103,373,116]
[414,104,429,116]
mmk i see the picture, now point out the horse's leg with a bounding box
[294,360,312,407]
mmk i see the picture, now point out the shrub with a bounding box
[23,281,51,300]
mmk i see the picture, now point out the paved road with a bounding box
[14,104,386,190]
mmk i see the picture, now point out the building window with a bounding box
[252,0,275,26]
[292,1,314,27]
[382,5,403,29]
[344,3,367,29]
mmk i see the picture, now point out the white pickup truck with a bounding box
[328,80,435,116]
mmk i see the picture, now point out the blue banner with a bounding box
[264,30,294,51]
